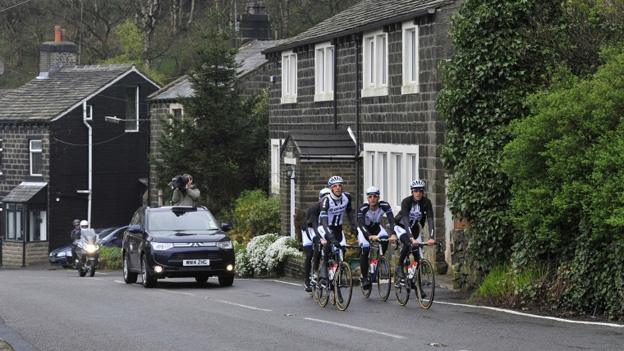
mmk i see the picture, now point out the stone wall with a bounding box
[451,228,485,290]
[1,241,23,267]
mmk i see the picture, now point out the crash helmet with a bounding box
[409,179,426,191]
[79,220,89,229]
[366,186,380,196]
[327,175,344,187]
[73,219,81,226]
[319,188,331,199]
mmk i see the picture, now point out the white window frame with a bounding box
[270,139,284,194]
[363,143,419,211]
[168,103,184,118]
[0,138,3,176]
[362,29,389,98]
[402,21,420,95]
[125,86,140,132]
[281,51,298,104]
[29,139,43,176]
[314,42,334,101]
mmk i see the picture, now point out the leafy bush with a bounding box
[502,46,624,319]
[229,190,280,242]
[476,264,547,307]
[99,247,122,270]
[235,233,301,277]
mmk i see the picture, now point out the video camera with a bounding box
[168,174,189,190]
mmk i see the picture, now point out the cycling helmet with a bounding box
[409,179,426,190]
[79,220,89,229]
[366,186,380,196]
[327,175,344,187]
[72,219,80,226]
[319,188,331,198]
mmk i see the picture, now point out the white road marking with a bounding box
[208,297,272,312]
[271,279,302,287]
[114,280,124,284]
[436,301,624,328]
[304,317,406,339]
[157,289,195,297]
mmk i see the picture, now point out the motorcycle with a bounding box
[73,229,100,277]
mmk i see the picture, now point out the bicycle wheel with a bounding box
[395,267,410,306]
[360,260,372,298]
[416,259,435,309]
[377,257,391,301]
[334,261,353,311]
[316,279,330,308]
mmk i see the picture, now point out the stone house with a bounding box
[147,1,281,206]
[0,27,159,266]
[263,0,460,271]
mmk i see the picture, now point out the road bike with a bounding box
[360,238,391,301]
[394,241,437,309]
[313,243,354,311]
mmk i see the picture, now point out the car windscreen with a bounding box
[147,210,219,232]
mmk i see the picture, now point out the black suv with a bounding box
[122,206,235,288]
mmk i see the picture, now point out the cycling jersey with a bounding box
[319,192,354,228]
[301,202,322,247]
[356,201,395,247]
[397,195,434,240]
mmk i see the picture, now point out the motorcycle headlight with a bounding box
[151,242,174,251]
[217,240,232,249]
[86,244,99,254]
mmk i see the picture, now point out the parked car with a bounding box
[49,226,127,267]
[122,206,235,288]
[97,225,128,248]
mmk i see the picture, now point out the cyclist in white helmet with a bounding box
[318,175,356,287]
[356,186,396,290]
[394,179,435,285]
[301,187,331,292]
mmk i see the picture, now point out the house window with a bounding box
[270,139,283,194]
[125,86,139,132]
[402,21,420,95]
[5,204,23,241]
[169,103,184,119]
[362,30,389,98]
[29,140,43,176]
[281,51,297,104]
[314,42,334,101]
[363,143,419,211]
[29,210,47,241]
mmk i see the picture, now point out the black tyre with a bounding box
[360,273,372,299]
[316,278,330,308]
[334,262,353,311]
[416,259,435,309]
[395,267,410,306]
[218,275,234,287]
[88,261,96,277]
[123,252,138,284]
[377,257,391,301]
[141,254,157,288]
[78,268,86,277]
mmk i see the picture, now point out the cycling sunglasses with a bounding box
[411,188,424,193]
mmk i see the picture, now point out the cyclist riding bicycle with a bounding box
[394,179,436,286]
[301,187,331,292]
[318,175,357,287]
[357,186,396,290]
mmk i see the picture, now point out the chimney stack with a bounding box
[37,26,78,79]
[236,0,271,44]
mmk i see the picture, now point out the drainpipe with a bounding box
[354,34,361,205]
[82,101,92,225]
[289,167,296,239]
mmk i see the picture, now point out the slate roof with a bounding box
[0,64,134,122]
[264,0,451,54]
[0,89,12,98]
[283,129,356,158]
[2,182,47,203]
[150,39,283,101]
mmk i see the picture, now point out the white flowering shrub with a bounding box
[234,233,301,277]
[264,236,302,273]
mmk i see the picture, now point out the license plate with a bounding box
[183,259,210,266]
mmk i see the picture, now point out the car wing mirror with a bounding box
[128,224,142,234]
[221,223,232,232]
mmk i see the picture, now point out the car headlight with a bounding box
[217,240,232,249]
[86,244,99,254]
[151,242,174,251]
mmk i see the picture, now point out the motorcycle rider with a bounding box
[72,220,89,266]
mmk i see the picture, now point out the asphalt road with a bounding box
[0,268,622,351]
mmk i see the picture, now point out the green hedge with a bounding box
[99,247,122,270]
